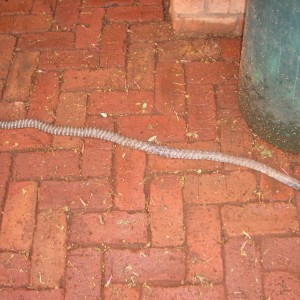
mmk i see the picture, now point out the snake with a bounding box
[0,119,300,190]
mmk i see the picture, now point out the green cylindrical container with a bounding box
[239,0,300,153]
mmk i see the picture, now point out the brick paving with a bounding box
[0,1,300,299]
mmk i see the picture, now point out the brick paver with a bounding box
[0,181,37,251]
[30,210,67,288]
[65,248,102,300]
[0,1,299,299]
[27,71,60,122]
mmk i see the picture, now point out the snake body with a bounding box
[0,119,300,190]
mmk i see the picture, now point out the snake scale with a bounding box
[0,119,300,190]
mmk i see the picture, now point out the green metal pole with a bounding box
[239,0,300,153]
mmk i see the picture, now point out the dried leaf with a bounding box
[148,135,157,142]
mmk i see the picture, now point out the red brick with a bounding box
[0,252,30,287]
[0,79,4,95]
[222,203,299,237]
[0,289,64,300]
[206,0,230,13]
[216,85,239,110]
[83,0,132,6]
[65,248,102,300]
[104,284,140,299]
[81,117,114,178]
[0,188,4,206]
[148,140,222,172]
[259,174,294,201]
[115,147,146,211]
[116,115,186,143]
[127,42,155,89]
[0,153,10,206]
[295,165,300,177]
[101,23,127,44]
[30,210,67,288]
[297,166,300,216]
[107,6,163,22]
[18,32,74,50]
[297,189,300,221]
[224,238,263,299]
[3,52,39,102]
[253,137,297,189]
[82,147,112,177]
[130,22,174,43]
[28,71,60,122]
[53,92,87,148]
[78,7,104,31]
[139,0,163,4]
[32,0,56,14]
[39,49,98,70]
[170,0,205,16]
[0,102,26,120]
[75,26,100,49]
[186,205,223,282]
[0,128,51,151]
[230,0,246,14]
[0,153,11,187]
[142,285,226,299]
[173,16,238,35]
[54,0,81,30]
[87,116,109,137]
[253,137,292,174]
[85,115,114,132]
[75,7,105,48]
[102,42,126,68]
[39,178,113,211]
[88,90,154,115]
[101,23,127,68]
[186,61,239,86]
[105,248,185,284]
[63,68,126,91]
[155,62,185,115]
[236,18,245,36]
[13,151,80,180]
[11,14,52,33]
[0,16,14,33]
[261,237,300,272]
[187,85,217,141]
[85,115,114,148]
[219,110,253,163]
[183,171,257,204]
[149,176,184,247]
[83,0,143,8]
[0,181,37,251]
[264,271,300,299]
[70,211,148,245]
[220,38,242,62]
[158,39,221,63]
[0,0,32,14]
[0,35,16,78]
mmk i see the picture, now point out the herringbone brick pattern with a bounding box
[0,1,300,299]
